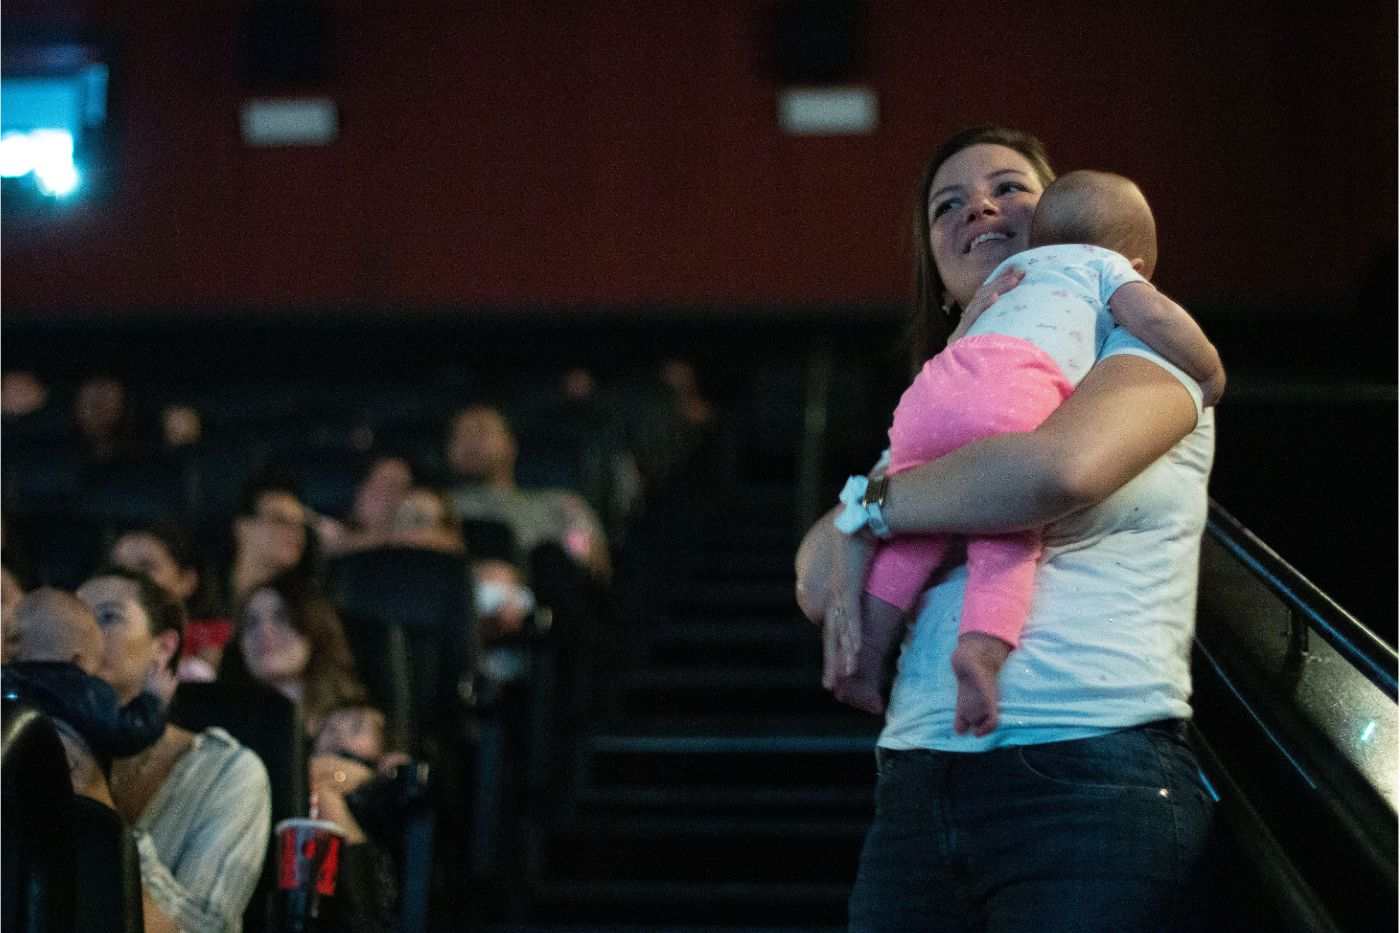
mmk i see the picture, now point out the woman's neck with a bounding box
[110,724,195,823]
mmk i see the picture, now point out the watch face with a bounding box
[862,475,888,507]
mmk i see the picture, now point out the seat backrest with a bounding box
[168,681,306,933]
[2,700,78,933]
[70,795,145,933]
[324,546,476,757]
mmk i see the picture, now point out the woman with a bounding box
[73,568,272,933]
[219,570,367,735]
[317,454,417,558]
[797,126,1215,932]
[109,521,227,681]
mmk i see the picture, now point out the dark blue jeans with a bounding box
[848,721,1215,933]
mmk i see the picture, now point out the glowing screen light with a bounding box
[0,132,36,177]
[0,128,80,196]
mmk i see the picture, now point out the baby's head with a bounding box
[1029,170,1158,278]
[11,587,104,674]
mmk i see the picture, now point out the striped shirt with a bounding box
[132,727,271,933]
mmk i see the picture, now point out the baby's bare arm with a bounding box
[1109,282,1225,406]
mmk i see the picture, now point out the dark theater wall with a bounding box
[2,1,1394,316]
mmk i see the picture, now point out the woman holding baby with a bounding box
[796,125,1217,932]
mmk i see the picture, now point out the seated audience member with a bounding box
[2,564,25,662]
[391,486,534,643]
[73,373,144,466]
[223,473,316,614]
[2,587,166,771]
[218,570,367,734]
[309,703,415,933]
[110,521,227,681]
[445,404,611,584]
[1,369,50,418]
[317,455,416,558]
[72,568,272,933]
[159,403,203,450]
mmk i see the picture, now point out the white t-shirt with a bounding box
[969,243,1146,385]
[879,327,1214,751]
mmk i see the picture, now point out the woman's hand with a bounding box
[822,531,875,687]
[948,267,1025,343]
[309,753,373,844]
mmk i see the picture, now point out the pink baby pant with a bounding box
[866,334,1074,648]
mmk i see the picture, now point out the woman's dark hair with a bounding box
[220,570,366,727]
[88,565,187,673]
[908,125,1056,367]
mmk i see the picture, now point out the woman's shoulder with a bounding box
[188,727,271,786]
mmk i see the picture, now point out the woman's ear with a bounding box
[154,628,180,672]
[1130,257,1146,273]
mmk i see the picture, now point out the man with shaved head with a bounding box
[2,585,167,771]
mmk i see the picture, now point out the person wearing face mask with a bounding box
[796,126,1217,933]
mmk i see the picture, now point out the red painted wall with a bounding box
[3,2,1394,316]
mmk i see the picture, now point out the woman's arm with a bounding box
[805,354,1200,679]
[879,354,1199,535]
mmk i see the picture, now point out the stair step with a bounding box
[487,918,834,924]
[643,620,818,669]
[540,817,867,885]
[575,783,873,812]
[620,668,816,690]
[667,581,797,613]
[590,732,877,755]
[526,880,849,926]
[582,725,877,790]
[646,620,810,643]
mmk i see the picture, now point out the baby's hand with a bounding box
[1201,366,1227,408]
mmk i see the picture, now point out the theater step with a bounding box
[613,669,842,718]
[642,620,819,669]
[577,724,878,793]
[525,879,850,927]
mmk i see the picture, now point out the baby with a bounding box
[1,588,167,771]
[807,170,1223,732]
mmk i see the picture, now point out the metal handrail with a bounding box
[1205,499,1398,701]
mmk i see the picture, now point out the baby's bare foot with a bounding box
[832,671,887,715]
[951,634,1012,737]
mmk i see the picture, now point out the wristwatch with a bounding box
[833,473,893,539]
[861,472,892,538]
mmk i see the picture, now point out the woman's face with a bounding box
[240,588,311,685]
[238,492,308,571]
[352,458,412,532]
[76,575,167,705]
[111,533,197,601]
[927,143,1045,309]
